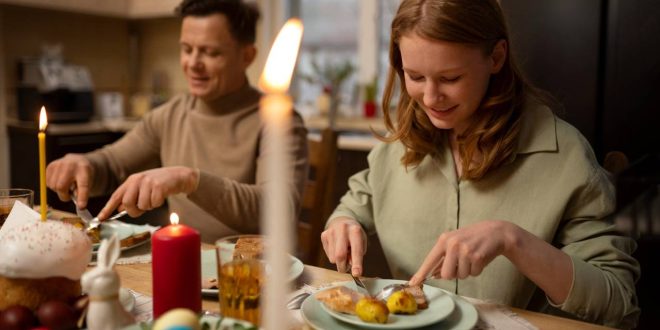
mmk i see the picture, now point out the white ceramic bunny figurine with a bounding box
[81,234,135,330]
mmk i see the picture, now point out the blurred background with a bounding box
[0,0,658,328]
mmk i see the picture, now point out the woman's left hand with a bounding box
[409,220,517,285]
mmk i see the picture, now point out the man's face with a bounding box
[180,14,255,102]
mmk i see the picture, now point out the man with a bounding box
[46,0,308,242]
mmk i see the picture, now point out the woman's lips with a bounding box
[427,105,458,119]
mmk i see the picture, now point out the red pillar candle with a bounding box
[152,213,201,317]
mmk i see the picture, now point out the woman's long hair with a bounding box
[380,0,543,180]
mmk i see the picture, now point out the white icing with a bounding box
[0,220,92,280]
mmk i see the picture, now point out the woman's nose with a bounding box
[423,82,444,106]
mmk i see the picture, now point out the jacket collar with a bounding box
[516,103,558,155]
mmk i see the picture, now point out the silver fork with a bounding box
[71,194,128,232]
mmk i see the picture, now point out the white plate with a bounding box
[302,282,477,330]
[121,314,256,330]
[91,222,152,255]
[315,279,454,329]
[200,249,304,296]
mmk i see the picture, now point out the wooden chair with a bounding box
[296,128,339,266]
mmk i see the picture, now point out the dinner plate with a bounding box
[302,280,478,330]
[314,279,455,329]
[121,314,256,330]
[91,222,152,255]
[200,249,304,296]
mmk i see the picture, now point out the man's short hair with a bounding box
[175,0,260,44]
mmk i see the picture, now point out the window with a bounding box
[287,0,400,118]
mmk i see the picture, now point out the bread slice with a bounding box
[316,286,365,314]
[232,237,264,260]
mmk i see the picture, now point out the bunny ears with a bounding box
[96,234,120,269]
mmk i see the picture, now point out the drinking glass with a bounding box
[215,234,265,326]
[0,188,34,228]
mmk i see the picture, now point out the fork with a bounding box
[71,193,128,231]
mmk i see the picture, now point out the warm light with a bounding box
[39,107,48,131]
[169,213,179,225]
[258,18,304,94]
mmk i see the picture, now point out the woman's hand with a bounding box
[409,220,572,304]
[321,217,367,276]
[410,220,516,285]
[97,166,199,220]
[46,153,94,208]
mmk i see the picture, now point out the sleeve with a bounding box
[326,145,380,235]
[84,110,163,197]
[187,111,308,233]
[553,166,640,329]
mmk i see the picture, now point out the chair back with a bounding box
[297,128,339,265]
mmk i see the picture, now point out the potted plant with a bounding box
[363,77,378,118]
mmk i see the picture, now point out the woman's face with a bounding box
[180,14,255,102]
[399,34,504,134]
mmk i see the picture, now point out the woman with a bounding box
[320,0,639,328]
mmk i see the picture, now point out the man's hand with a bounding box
[97,166,199,220]
[46,154,94,208]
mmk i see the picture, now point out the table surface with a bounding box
[114,252,613,330]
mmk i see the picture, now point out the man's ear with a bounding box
[490,39,507,74]
[242,44,257,68]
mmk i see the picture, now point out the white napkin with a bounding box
[0,200,40,236]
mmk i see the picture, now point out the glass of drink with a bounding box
[215,234,265,326]
[0,188,34,228]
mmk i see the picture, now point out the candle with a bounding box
[152,213,201,317]
[258,18,303,329]
[38,107,47,221]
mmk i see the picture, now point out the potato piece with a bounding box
[386,290,418,314]
[355,297,389,324]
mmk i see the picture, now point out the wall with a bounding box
[1,4,131,117]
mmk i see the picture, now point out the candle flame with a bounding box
[169,213,179,225]
[39,107,48,131]
[258,18,304,94]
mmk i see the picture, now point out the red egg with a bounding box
[36,300,77,330]
[0,305,37,330]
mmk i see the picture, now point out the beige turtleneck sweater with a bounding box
[85,84,308,242]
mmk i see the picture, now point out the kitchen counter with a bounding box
[7,117,139,135]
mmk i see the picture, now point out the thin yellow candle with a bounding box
[38,106,48,221]
[258,18,303,329]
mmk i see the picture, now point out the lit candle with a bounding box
[38,107,47,221]
[258,18,303,329]
[151,213,201,317]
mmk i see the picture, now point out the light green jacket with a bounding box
[329,104,640,328]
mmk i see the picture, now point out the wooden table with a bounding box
[115,260,612,330]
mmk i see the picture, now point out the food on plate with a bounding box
[119,231,151,248]
[403,285,429,309]
[233,236,264,260]
[0,220,92,311]
[386,290,418,314]
[61,217,100,244]
[355,297,390,324]
[316,286,365,314]
[153,308,200,330]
